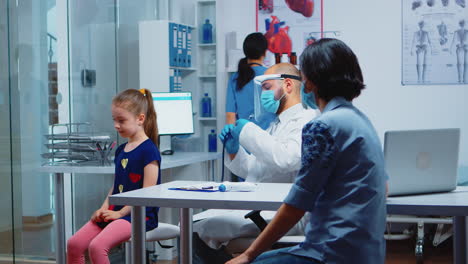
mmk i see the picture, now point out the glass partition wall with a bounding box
[1,0,57,263]
[1,0,198,262]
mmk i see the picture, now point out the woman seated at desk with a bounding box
[227,38,387,264]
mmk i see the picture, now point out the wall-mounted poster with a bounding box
[402,0,468,85]
[256,0,323,66]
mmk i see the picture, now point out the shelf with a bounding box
[198,43,216,47]
[198,75,216,78]
[198,117,217,121]
[198,0,216,4]
[170,67,197,71]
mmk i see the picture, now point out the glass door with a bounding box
[0,0,15,261]
[0,0,57,262]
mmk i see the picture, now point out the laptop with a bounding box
[385,128,460,196]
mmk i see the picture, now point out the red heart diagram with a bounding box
[285,0,314,18]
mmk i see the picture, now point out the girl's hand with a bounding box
[101,210,122,222]
[91,208,105,222]
[225,253,252,264]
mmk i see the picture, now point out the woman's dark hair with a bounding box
[236,32,268,90]
[300,38,365,101]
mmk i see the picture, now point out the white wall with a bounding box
[218,0,468,176]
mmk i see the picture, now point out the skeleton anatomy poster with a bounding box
[402,0,468,85]
[256,0,323,67]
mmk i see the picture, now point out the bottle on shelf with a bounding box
[201,93,212,117]
[289,52,297,65]
[207,53,216,75]
[202,19,213,43]
[274,53,281,64]
[208,129,217,152]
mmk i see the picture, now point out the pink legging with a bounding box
[67,219,131,264]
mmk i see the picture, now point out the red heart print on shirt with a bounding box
[129,173,141,183]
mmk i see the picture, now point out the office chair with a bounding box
[224,210,305,255]
[385,215,452,264]
[124,222,180,263]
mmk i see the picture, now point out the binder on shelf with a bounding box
[176,24,183,67]
[187,26,193,67]
[177,69,182,91]
[178,24,187,67]
[169,68,175,92]
[171,69,182,92]
[169,22,178,67]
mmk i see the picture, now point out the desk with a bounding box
[40,152,221,264]
[387,186,468,264]
[110,180,288,264]
[110,181,468,264]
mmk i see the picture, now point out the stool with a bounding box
[125,222,180,263]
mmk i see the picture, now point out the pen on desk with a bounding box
[202,186,214,190]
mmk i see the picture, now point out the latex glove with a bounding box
[219,124,239,154]
[232,119,250,139]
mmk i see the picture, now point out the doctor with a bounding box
[192,63,319,264]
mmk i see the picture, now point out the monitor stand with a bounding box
[159,135,174,155]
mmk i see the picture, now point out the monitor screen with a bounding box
[152,92,194,135]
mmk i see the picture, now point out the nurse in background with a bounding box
[226,32,268,124]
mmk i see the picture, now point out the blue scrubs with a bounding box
[283,97,387,264]
[226,66,267,120]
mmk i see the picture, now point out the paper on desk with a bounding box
[168,182,221,192]
[168,181,258,192]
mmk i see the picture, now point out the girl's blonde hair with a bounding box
[112,89,159,146]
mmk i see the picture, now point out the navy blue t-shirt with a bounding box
[110,139,161,231]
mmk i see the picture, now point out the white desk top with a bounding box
[109,181,468,217]
[109,181,291,211]
[387,186,468,216]
[39,152,221,174]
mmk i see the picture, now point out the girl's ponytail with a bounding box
[141,89,159,147]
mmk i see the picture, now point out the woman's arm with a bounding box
[226,203,305,264]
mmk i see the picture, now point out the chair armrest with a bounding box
[244,210,268,231]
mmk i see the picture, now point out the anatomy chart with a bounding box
[402,0,468,85]
[256,0,323,66]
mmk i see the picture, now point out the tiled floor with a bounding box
[0,226,453,264]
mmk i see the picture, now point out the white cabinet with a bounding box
[138,0,220,153]
[139,20,196,93]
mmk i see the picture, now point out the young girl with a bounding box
[67,89,161,264]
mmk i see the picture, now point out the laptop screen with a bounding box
[384,128,460,196]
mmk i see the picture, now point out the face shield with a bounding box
[252,74,302,129]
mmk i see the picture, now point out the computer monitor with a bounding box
[152,92,194,136]
[152,92,194,154]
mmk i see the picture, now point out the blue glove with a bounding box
[232,119,250,139]
[219,124,239,154]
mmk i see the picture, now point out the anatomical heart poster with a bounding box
[402,0,468,85]
[256,0,323,66]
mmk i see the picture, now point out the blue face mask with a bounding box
[261,90,285,113]
[300,83,317,109]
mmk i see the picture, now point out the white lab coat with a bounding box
[193,103,319,249]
